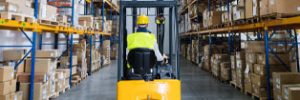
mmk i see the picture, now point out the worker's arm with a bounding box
[154,42,164,61]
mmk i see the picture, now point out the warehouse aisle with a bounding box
[57,61,118,100]
[57,59,251,100]
[180,59,251,100]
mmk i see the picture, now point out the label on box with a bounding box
[14,95,17,100]
[297,6,300,11]
[269,0,275,5]
[0,5,5,11]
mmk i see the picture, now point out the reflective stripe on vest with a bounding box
[127,32,156,51]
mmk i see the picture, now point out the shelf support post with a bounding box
[264,28,272,100]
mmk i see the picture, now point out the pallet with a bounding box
[58,22,70,27]
[0,12,34,23]
[38,19,59,26]
[58,85,71,94]
[260,13,300,21]
[71,75,82,86]
[230,81,244,92]
[48,92,59,100]
[251,94,268,100]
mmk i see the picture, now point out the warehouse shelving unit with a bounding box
[179,0,300,100]
[0,0,118,100]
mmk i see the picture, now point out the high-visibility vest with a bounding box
[127,32,156,51]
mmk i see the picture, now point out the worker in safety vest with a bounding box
[127,15,164,64]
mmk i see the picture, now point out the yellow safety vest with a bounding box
[127,32,156,51]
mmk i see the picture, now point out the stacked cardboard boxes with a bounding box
[203,9,222,28]
[0,0,34,17]
[235,51,246,90]
[242,41,290,98]
[102,40,111,65]
[273,72,300,100]
[0,66,18,100]
[78,15,94,28]
[19,50,59,100]
[211,54,230,80]
[87,47,101,72]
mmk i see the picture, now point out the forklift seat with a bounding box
[127,48,157,80]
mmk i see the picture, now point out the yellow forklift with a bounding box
[117,1,181,100]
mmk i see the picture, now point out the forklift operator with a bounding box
[126,15,164,64]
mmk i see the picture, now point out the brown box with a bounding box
[0,66,14,82]
[245,53,257,63]
[0,2,18,12]
[285,87,300,100]
[273,72,300,100]
[25,58,53,75]
[244,41,264,53]
[35,50,59,58]
[209,11,222,26]
[257,53,290,65]
[251,73,266,88]
[60,56,78,66]
[281,84,300,100]
[14,91,22,100]
[246,62,254,73]
[236,51,245,60]
[254,64,288,76]
[0,92,15,100]
[220,62,230,81]
[290,62,298,72]
[3,49,26,61]
[236,59,246,70]
[268,0,300,15]
[252,85,268,97]
[245,0,253,18]
[17,73,47,83]
[259,0,269,16]
[0,79,16,95]
[230,55,236,69]
[20,83,47,100]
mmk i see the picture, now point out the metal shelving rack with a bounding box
[179,0,300,100]
[0,0,118,100]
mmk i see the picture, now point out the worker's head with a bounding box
[137,15,149,28]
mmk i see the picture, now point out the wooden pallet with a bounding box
[0,12,34,23]
[58,22,70,27]
[260,13,300,21]
[48,92,59,100]
[71,75,82,86]
[38,19,59,26]
[230,81,244,92]
[59,85,71,94]
[252,94,268,100]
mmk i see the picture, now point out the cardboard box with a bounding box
[257,53,290,65]
[244,41,264,53]
[245,0,253,18]
[285,87,300,100]
[268,0,300,15]
[35,50,59,58]
[0,79,16,95]
[230,55,236,69]
[56,69,70,78]
[39,4,57,21]
[259,0,269,16]
[236,51,245,60]
[254,64,288,76]
[232,5,245,20]
[220,62,230,81]
[0,66,14,82]
[25,58,53,75]
[20,83,47,100]
[3,49,26,61]
[14,91,22,100]
[0,2,18,12]
[0,92,15,100]
[245,53,257,63]
[273,72,300,100]
[290,62,298,72]
[245,62,254,73]
[252,85,268,97]
[17,73,47,83]
[251,73,266,88]
[47,79,55,97]
[236,59,246,70]
[282,84,300,100]
[60,56,78,67]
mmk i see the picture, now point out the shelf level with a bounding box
[0,19,110,36]
[93,0,119,14]
[181,16,300,36]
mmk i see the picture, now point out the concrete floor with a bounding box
[57,59,251,100]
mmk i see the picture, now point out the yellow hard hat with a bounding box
[137,15,149,25]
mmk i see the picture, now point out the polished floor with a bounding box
[57,59,251,100]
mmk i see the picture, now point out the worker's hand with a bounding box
[162,54,169,64]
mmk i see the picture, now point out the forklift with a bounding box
[117,1,181,100]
